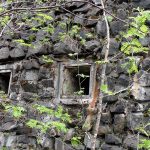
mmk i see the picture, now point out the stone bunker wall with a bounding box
[0,0,150,150]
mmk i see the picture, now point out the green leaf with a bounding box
[100,84,108,92]
[106,15,113,22]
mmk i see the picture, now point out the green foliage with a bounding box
[37,13,53,21]
[121,9,150,55]
[4,105,25,118]
[136,123,150,137]
[120,9,150,74]
[71,136,81,148]
[76,73,89,78]
[0,91,7,99]
[74,89,84,96]
[95,60,109,64]
[136,120,150,149]
[85,33,93,38]
[106,15,113,22]
[139,139,150,150]
[122,57,138,74]
[59,25,86,45]
[121,39,149,55]
[33,104,54,115]
[14,39,33,47]
[26,105,71,133]
[100,84,114,95]
[42,55,54,64]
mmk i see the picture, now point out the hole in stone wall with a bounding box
[0,72,11,94]
[62,65,90,97]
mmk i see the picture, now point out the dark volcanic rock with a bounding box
[102,38,120,56]
[22,59,40,70]
[98,125,112,136]
[111,100,128,113]
[141,57,150,71]
[0,121,17,131]
[113,114,126,133]
[41,79,54,88]
[101,143,122,150]
[20,92,37,102]
[105,134,122,145]
[96,20,107,37]
[53,42,80,55]
[123,134,138,150]
[127,113,143,130]
[73,4,91,13]
[110,21,126,36]
[139,37,150,47]
[21,81,38,93]
[85,40,101,51]
[74,14,84,25]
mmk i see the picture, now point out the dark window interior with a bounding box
[62,65,90,96]
[0,72,11,94]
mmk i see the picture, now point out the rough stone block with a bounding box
[105,134,122,145]
[38,66,51,80]
[53,42,80,55]
[10,48,25,58]
[101,112,112,124]
[22,59,40,70]
[132,86,150,101]
[74,14,84,25]
[141,57,150,71]
[41,136,54,149]
[84,133,100,149]
[139,37,150,47]
[41,79,54,88]
[55,138,64,150]
[0,47,9,60]
[101,143,122,150]
[21,81,38,93]
[113,114,125,133]
[0,121,17,132]
[102,38,120,56]
[25,70,39,81]
[38,87,54,98]
[138,71,150,87]
[127,113,143,130]
[0,132,5,148]
[111,100,128,113]
[20,92,38,102]
[110,21,126,35]
[85,40,101,52]
[6,135,17,147]
[27,43,48,57]
[98,125,112,136]
[96,20,106,37]
[123,134,138,150]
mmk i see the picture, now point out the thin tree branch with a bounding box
[61,7,99,21]
[0,0,144,34]
[91,0,110,149]
[0,14,13,37]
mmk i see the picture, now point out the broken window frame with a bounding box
[56,61,96,105]
[0,64,13,95]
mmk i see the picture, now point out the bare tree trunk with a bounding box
[91,0,110,149]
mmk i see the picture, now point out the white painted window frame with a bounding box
[55,61,96,105]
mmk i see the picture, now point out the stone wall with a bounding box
[0,0,150,149]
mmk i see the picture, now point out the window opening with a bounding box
[0,71,11,94]
[62,65,90,97]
